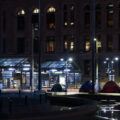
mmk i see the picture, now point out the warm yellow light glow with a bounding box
[47,7,56,13]
[70,41,74,51]
[33,8,39,14]
[17,9,25,15]
[85,41,90,51]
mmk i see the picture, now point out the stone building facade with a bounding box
[0,0,120,86]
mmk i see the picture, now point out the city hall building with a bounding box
[0,0,120,89]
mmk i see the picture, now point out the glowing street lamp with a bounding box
[104,57,119,81]
[60,57,73,89]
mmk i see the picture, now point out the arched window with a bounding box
[47,6,56,29]
[84,5,90,28]
[32,8,39,30]
[17,9,25,30]
[96,4,101,28]
[106,3,114,27]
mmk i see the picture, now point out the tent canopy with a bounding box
[41,61,72,70]
[102,81,120,93]
[0,58,28,68]
[0,58,73,70]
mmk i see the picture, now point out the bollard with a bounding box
[39,94,42,104]
[9,99,13,113]
[25,96,28,105]
[45,93,47,102]
[18,89,21,94]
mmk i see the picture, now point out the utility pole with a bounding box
[91,0,95,94]
[31,24,34,92]
[38,0,42,90]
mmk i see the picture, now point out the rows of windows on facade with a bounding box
[2,3,120,54]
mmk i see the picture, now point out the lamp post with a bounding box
[104,57,119,81]
[94,38,99,91]
[29,24,35,92]
[60,57,73,90]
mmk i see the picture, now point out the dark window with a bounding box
[96,4,101,28]
[3,11,6,32]
[84,60,90,75]
[46,36,55,53]
[119,10,120,27]
[118,34,120,51]
[17,9,25,31]
[2,38,6,53]
[106,35,113,51]
[17,38,25,54]
[84,5,90,28]
[34,36,38,53]
[47,7,56,29]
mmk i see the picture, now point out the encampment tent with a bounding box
[79,80,101,92]
[102,81,120,93]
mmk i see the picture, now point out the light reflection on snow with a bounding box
[96,101,120,120]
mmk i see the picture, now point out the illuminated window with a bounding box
[70,41,74,51]
[46,36,55,53]
[63,36,68,51]
[47,6,56,29]
[33,8,39,14]
[84,5,90,28]
[107,4,114,27]
[84,36,90,52]
[96,4,101,28]
[47,7,56,13]
[17,9,25,16]
[70,38,74,52]
[17,9,25,30]
[32,8,39,30]
[70,5,75,26]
